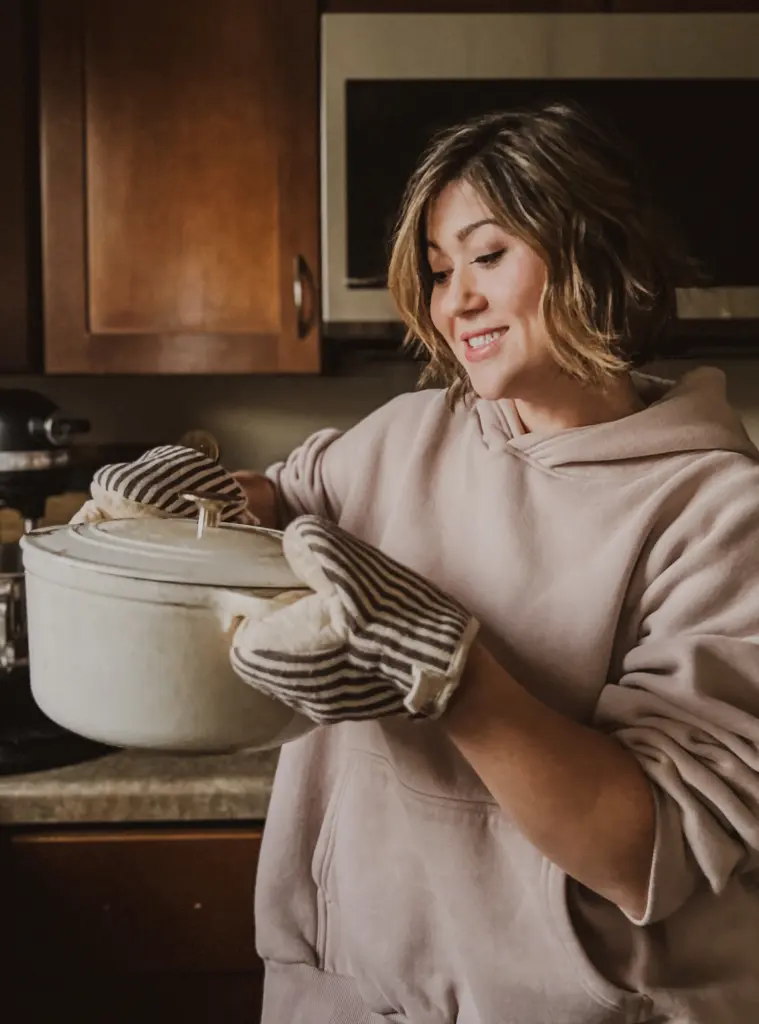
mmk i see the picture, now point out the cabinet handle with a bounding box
[345,276,387,289]
[293,255,316,339]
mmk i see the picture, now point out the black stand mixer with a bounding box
[0,388,113,774]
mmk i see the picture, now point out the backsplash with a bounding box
[0,361,421,470]
[2,357,759,537]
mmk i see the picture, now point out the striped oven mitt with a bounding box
[230,515,480,722]
[70,444,255,524]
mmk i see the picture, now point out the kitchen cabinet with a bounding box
[611,2,758,9]
[40,0,320,375]
[0,0,41,373]
[325,2,606,10]
[325,2,756,16]
[3,824,265,1023]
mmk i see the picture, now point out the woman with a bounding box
[87,102,759,1022]
[233,102,759,1023]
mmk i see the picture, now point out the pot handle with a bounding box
[210,588,306,635]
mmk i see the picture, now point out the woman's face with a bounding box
[427,179,557,403]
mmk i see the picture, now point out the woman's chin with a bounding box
[467,367,515,402]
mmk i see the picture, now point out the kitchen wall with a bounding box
[0,359,420,536]
[0,359,420,472]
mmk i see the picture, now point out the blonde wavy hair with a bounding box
[387,101,699,403]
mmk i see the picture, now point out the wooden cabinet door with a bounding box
[9,826,263,972]
[40,0,320,375]
[11,973,264,1024]
[611,2,758,10]
[0,0,40,373]
[325,2,606,10]
[6,826,265,1024]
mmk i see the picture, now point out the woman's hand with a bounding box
[71,445,252,524]
[230,470,280,529]
[230,515,480,723]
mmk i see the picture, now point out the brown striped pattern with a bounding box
[231,515,477,723]
[93,444,248,521]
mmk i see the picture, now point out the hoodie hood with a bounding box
[476,367,759,472]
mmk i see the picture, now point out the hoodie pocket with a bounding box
[311,758,353,973]
[312,748,651,1024]
[543,863,651,1022]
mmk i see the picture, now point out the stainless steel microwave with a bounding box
[321,13,759,356]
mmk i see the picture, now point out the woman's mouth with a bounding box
[462,328,508,363]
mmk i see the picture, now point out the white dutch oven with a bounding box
[19,498,316,754]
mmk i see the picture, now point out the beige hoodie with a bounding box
[256,367,759,1024]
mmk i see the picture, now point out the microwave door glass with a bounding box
[345,78,759,297]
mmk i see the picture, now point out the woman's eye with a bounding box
[475,248,506,266]
[431,270,450,285]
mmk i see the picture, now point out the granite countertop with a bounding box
[0,746,280,827]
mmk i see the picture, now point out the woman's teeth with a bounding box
[468,329,505,349]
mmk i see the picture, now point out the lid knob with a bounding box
[182,491,229,539]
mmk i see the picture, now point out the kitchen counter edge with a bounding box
[0,747,280,826]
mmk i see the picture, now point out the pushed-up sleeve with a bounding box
[266,428,344,525]
[594,477,759,926]
[264,391,438,529]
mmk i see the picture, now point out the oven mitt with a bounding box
[70,444,257,525]
[230,515,480,722]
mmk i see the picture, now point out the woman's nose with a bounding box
[439,268,487,320]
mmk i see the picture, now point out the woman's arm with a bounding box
[233,427,346,531]
[444,641,656,920]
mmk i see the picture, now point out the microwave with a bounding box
[321,13,759,358]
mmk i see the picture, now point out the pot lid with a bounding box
[20,518,304,589]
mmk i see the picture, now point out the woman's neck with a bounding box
[513,373,645,435]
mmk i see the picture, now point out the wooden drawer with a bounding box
[10,972,264,1024]
[7,827,264,974]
